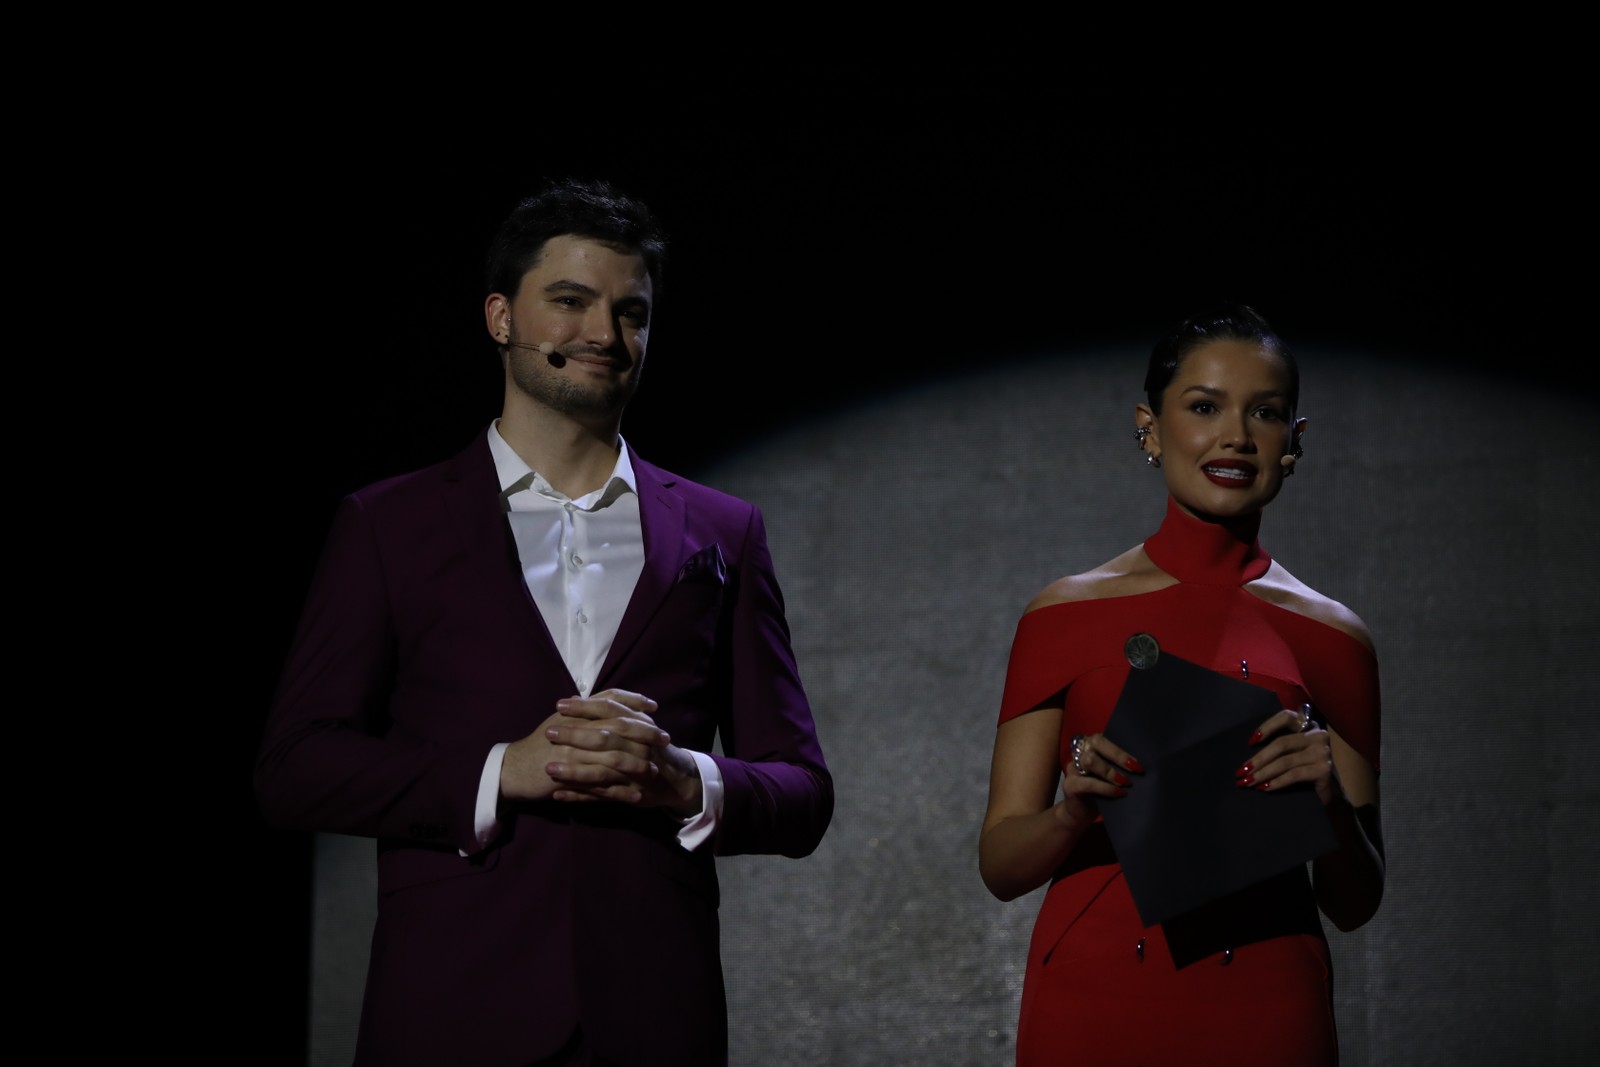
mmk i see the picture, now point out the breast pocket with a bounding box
[650,553,733,679]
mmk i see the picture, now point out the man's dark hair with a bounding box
[485,177,668,300]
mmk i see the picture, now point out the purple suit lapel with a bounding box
[441,432,577,689]
[437,433,699,694]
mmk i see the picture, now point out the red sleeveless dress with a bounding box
[997,497,1381,1067]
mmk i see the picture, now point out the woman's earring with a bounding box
[1135,426,1159,467]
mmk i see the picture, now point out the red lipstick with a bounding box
[1201,460,1258,488]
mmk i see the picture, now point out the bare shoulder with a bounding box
[1252,562,1375,650]
[1024,545,1168,613]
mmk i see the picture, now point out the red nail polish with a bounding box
[1114,772,1130,787]
[1235,762,1253,778]
[1256,780,1271,791]
[1114,787,1127,797]
[1237,775,1255,787]
[1125,757,1144,773]
[1249,730,1263,745]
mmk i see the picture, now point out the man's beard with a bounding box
[507,331,639,419]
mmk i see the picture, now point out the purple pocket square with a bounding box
[675,543,727,585]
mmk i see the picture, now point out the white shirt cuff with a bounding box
[463,742,510,856]
[676,750,724,851]
[466,742,720,855]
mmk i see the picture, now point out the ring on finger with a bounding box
[1298,703,1315,732]
[1071,733,1090,776]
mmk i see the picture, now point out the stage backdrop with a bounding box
[305,342,1598,1067]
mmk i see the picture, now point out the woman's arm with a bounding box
[1243,711,1385,930]
[1310,730,1384,931]
[979,705,1136,901]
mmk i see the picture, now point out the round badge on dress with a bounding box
[1124,632,1160,670]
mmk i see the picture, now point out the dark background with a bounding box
[224,63,1574,1062]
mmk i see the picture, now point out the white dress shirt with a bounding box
[470,422,723,851]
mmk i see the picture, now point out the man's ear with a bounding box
[485,293,511,343]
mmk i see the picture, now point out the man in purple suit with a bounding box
[255,178,833,1065]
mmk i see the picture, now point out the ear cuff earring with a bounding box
[1134,427,1161,468]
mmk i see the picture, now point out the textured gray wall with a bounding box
[308,344,1600,1066]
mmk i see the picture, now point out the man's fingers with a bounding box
[557,691,659,718]
[589,688,659,711]
[545,721,668,751]
[551,786,644,804]
[550,696,671,747]
[546,755,660,783]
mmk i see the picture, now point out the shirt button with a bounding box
[570,553,583,567]
[576,610,588,624]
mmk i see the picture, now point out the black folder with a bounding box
[1097,636,1339,928]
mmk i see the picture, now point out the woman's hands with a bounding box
[1238,704,1384,931]
[1063,731,1145,820]
[1235,705,1345,807]
[981,708,1141,901]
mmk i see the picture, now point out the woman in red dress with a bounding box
[979,303,1385,1066]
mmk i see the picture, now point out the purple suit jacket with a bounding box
[255,430,833,1066]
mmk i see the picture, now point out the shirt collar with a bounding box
[488,420,638,508]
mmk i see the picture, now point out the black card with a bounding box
[1097,638,1339,928]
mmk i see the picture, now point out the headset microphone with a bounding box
[506,340,565,368]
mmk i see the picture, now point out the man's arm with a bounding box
[253,493,495,853]
[706,504,833,859]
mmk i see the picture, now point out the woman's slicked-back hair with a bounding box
[1143,301,1298,415]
